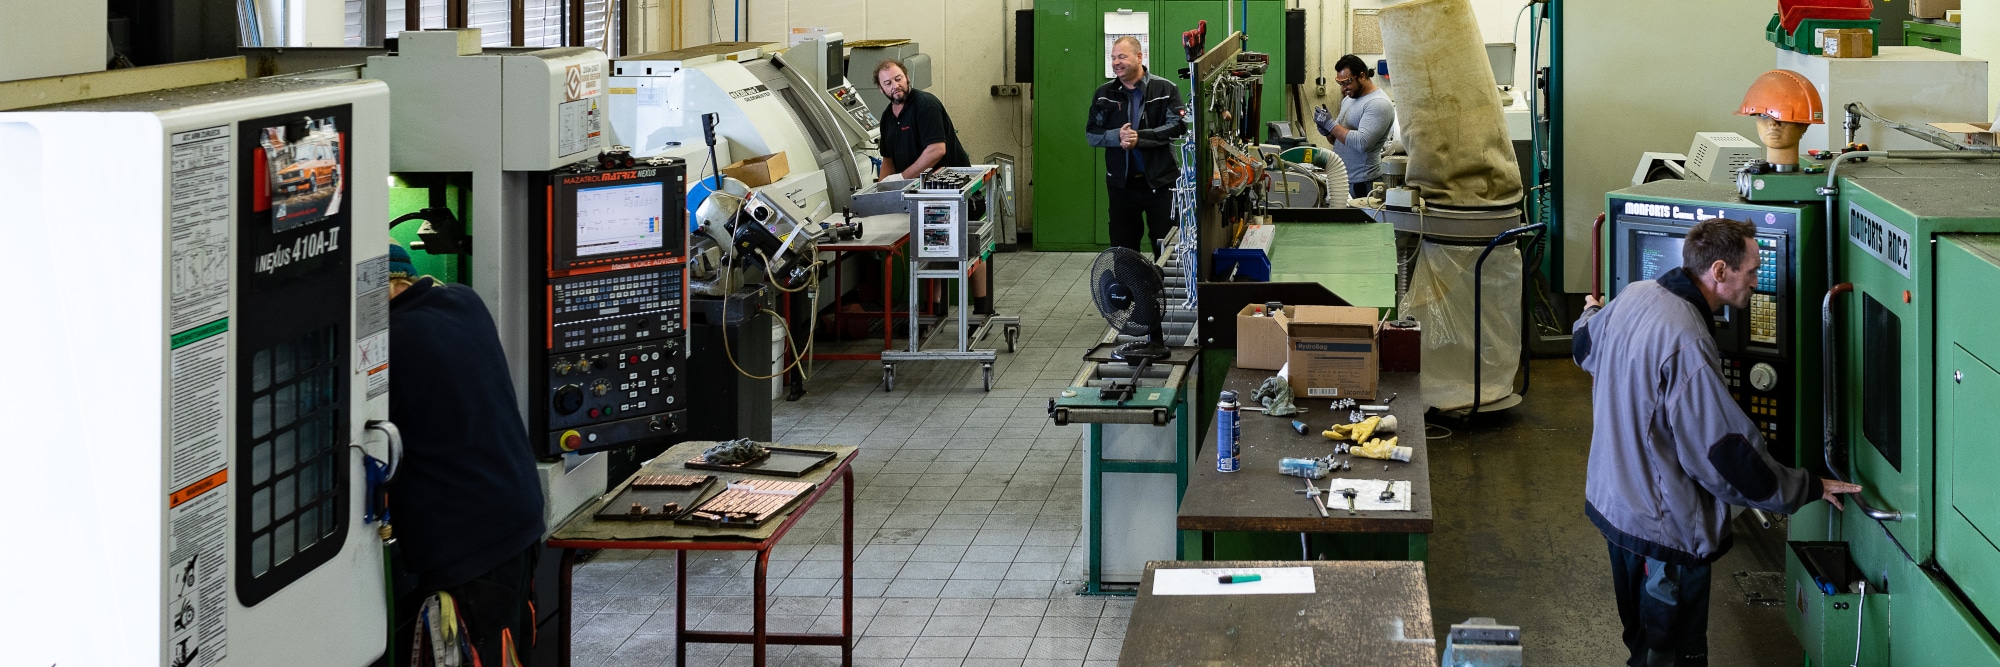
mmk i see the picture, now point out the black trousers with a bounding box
[1108,177,1175,257]
[1607,541,1712,667]
[396,545,537,665]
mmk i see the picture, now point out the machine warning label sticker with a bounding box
[1849,203,1912,278]
[558,97,603,157]
[356,255,391,399]
[169,125,233,333]
[168,470,230,667]
[168,321,229,491]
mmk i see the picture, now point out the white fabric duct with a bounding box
[1378,0,1524,209]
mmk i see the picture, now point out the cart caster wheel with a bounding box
[883,365,895,392]
[1005,325,1020,353]
[982,364,993,391]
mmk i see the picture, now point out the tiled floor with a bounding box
[569,250,1130,667]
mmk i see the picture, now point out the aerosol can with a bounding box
[1217,390,1241,472]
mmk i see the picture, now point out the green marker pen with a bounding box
[1217,574,1262,584]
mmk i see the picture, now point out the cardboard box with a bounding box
[1913,0,1960,19]
[721,152,790,187]
[1822,29,1874,59]
[1235,304,1291,370]
[1929,122,1996,147]
[1285,305,1379,399]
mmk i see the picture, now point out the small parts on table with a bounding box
[628,501,684,516]
[698,439,770,466]
[683,479,817,527]
[633,474,711,490]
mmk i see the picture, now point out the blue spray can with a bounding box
[1217,390,1241,472]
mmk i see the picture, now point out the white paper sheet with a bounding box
[1104,11,1150,79]
[1320,479,1412,512]
[1152,567,1316,596]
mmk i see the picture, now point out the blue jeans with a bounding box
[1607,541,1711,667]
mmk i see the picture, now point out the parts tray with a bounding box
[593,474,719,522]
[684,446,836,478]
[674,480,818,529]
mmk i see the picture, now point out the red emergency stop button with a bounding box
[560,430,583,451]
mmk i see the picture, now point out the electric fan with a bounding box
[1089,247,1170,362]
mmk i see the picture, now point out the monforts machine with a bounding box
[1603,179,1822,468]
[1,76,397,666]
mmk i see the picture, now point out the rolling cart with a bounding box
[879,167,1022,391]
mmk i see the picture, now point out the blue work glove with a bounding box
[1313,105,1335,136]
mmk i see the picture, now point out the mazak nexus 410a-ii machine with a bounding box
[1604,179,1823,466]
[0,77,396,666]
[530,160,691,457]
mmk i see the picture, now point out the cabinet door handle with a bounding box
[1921,36,1943,42]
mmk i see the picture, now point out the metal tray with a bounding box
[593,474,719,522]
[673,480,817,529]
[684,446,836,478]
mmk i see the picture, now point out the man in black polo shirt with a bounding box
[386,243,545,664]
[874,59,969,180]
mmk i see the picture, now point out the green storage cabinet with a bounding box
[1905,20,1962,54]
[1032,0,1294,251]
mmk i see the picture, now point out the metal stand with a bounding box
[879,222,1021,391]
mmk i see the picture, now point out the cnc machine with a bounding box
[0,77,395,667]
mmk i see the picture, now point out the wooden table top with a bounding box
[1177,370,1433,534]
[546,441,857,549]
[1118,560,1437,666]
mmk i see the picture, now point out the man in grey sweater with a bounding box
[1572,218,1859,667]
[1314,54,1394,200]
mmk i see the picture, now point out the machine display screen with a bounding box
[1633,230,1685,283]
[575,182,665,257]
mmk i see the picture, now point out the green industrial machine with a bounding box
[1031,0,1295,251]
[1784,159,2000,665]
[1602,179,1824,469]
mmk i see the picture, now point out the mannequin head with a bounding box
[1755,115,1810,166]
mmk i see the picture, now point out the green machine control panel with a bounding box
[1605,179,1823,466]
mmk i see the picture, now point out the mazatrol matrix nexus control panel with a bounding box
[532,160,690,456]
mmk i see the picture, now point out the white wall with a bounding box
[0,0,106,81]
[1557,0,1775,292]
[1966,0,2000,118]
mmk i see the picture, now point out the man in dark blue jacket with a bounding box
[387,243,545,664]
[1087,35,1187,257]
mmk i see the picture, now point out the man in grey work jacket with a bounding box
[1087,35,1187,258]
[1572,218,1859,667]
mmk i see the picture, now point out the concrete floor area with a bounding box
[564,249,1803,666]
[1424,358,1802,665]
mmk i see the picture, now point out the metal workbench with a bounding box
[1117,560,1437,666]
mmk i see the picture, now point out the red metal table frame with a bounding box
[548,460,856,666]
[813,230,909,362]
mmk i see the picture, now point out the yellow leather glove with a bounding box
[1320,416,1382,442]
[1351,436,1411,462]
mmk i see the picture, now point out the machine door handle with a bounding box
[364,419,403,482]
[1921,36,1943,42]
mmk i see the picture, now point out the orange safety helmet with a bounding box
[1738,69,1824,124]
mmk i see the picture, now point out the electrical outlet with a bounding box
[990,84,1022,97]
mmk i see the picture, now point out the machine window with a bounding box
[1862,292,1902,471]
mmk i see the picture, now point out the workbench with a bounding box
[1177,369,1433,560]
[812,215,908,361]
[547,441,858,666]
[1116,560,1438,666]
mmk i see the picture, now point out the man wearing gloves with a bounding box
[1313,55,1394,200]
[1572,218,1859,667]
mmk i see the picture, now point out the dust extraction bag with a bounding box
[1379,0,1523,209]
